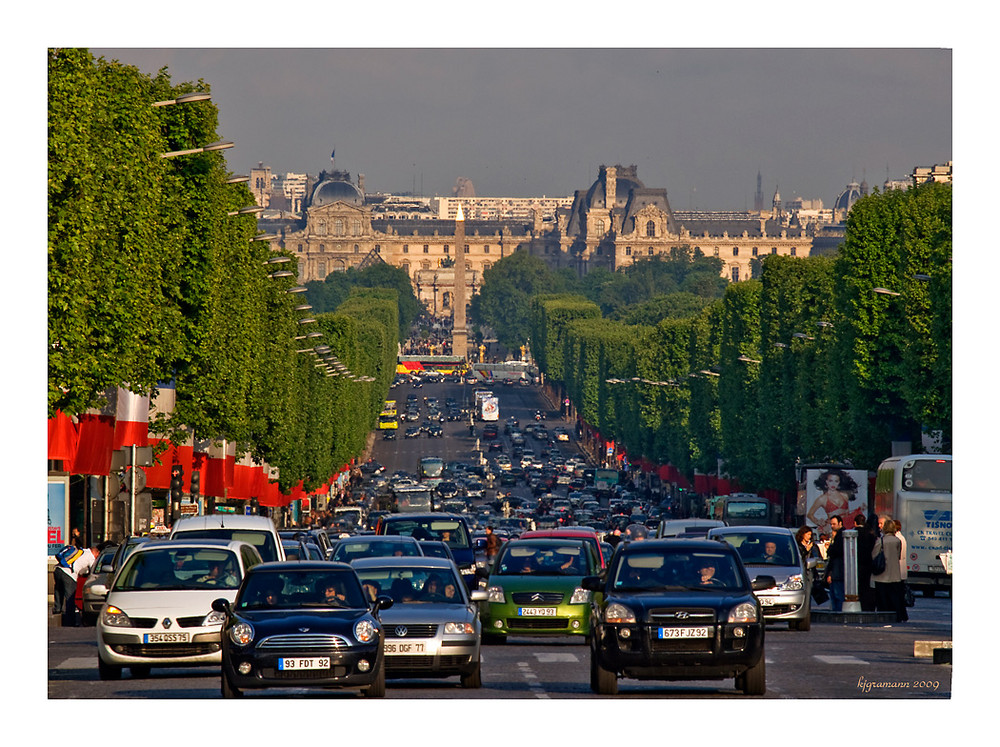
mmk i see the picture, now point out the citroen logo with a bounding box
[395,626,409,637]
[162,617,173,629]
[531,593,545,602]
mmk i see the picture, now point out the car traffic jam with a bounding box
[84,373,813,697]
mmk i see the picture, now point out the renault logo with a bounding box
[162,617,172,629]
[395,626,408,637]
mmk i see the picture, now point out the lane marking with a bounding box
[534,652,579,663]
[814,654,869,665]
[51,657,95,670]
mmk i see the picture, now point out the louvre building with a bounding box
[260,164,817,316]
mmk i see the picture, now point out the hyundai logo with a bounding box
[674,611,690,620]
[395,626,408,637]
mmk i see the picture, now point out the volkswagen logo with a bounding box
[162,617,172,629]
[395,626,408,637]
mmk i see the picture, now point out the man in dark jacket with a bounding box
[856,514,878,611]
[825,515,845,612]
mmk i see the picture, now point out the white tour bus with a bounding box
[873,454,952,596]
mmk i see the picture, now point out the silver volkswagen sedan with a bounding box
[96,539,263,679]
[350,556,487,688]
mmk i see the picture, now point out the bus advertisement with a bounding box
[874,454,952,594]
[798,463,870,538]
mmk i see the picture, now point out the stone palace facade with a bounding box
[261,164,819,316]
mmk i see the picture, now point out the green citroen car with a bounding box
[482,538,601,642]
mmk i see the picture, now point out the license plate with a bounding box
[143,632,190,643]
[518,607,557,616]
[277,657,330,671]
[658,626,711,639]
[759,596,777,606]
[384,641,434,655]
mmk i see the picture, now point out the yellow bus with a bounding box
[378,414,398,430]
[381,400,397,418]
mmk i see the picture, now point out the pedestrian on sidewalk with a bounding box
[873,519,908,622]
[54,541,99,627]
[825,515,845,611]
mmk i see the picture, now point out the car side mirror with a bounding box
[100,564,114,574]
[751,575,777,591]
[581,575,603,592]
[374,594,394,612]
[469,589,488,602]
[211,598,231,614]
[806,558,819,570]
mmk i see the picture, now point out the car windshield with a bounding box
[383,519,471,549]
[715,533,799,566]
[612,551,744,592]
[331,539,422,562]
[237,569,367,610]
[496,544,592,576]
[171,528,279,562]
[355,566,467,604]
[114,547,242,591]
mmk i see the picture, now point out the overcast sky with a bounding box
[91,47,951,211]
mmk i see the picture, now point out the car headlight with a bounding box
[728,602,759,623]
[101,605,133,628]
[487,585,506,603]
[354,619,377,643]
[777,573,804,591]
[229,622,255,645]
[604,603,635,624]
[569,587,591,604]
[444,622,475,635]
[203,610,227,626]
[461,564,477,575]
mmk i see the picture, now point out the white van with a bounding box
[169,514,285,563]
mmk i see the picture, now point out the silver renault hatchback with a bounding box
[96,539,262,679]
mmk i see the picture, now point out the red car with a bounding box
[518,528,607,568]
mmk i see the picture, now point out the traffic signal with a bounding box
[170,465,184,503]
[189,469,201,499]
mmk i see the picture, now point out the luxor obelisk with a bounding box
[451,203,468,360]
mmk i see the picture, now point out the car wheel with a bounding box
[739,655,766,695]
[363,657,386,698]
[792,614,811,632]
[460,657,483,688]
[98,656,122,681]
[221,669,243,698]
[590,650,617,695]
[129,665,151,678]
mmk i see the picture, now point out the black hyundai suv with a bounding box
[582,538,776,695]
